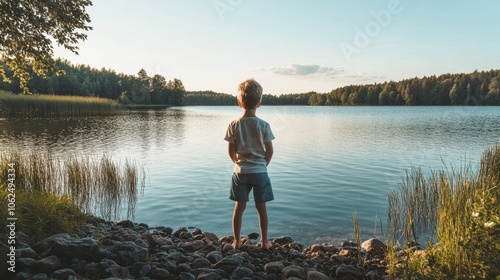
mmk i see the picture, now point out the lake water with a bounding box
[1,106,499,245]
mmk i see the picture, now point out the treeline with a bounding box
[0,59,185,105]
[184,91,314,106]
[310,69,500,106]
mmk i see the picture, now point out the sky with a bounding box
[53,0,500,95]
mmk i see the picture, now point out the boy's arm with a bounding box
[228,142,237,163]
[265,141,273,166]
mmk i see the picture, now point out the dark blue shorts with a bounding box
[229,172,274,203]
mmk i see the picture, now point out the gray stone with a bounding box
[35,255,63,274]
[282,265,306,280]
[106,241,148,266]
[206,251,223,264]
[180,240,205,252]
[273,236,294,245]
[214,255,244,267]
[16,232,30,244]
[246,232,260,240]
[335,264,364,278]
[174,263,192,276]
[361,238,386,254]
[116,219,135,228]
[203,232,219,243]
[264,261,284,274]
[13,271,31,280]
[51,237,100,260]
[52,268,77,279]
[151,234,174,246]
[197,272,222,280]
[30,273,49,280]
[84,258,120,278]
[193,257,212,269]
[231,266,254,278]
[16,247,38,259]
[149,268,171,279]
[192,268,226,278]
[177,272,196,280]
[17,257,36,270]
[103,266,131,278]
[32,233,71,254]
[307,270,331,280]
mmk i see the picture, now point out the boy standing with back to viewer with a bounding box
[224,79,275,250]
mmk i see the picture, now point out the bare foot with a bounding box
[232,239,242,250]
[259,240,271,250]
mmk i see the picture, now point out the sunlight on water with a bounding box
[1,106,499,245]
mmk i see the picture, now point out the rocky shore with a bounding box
[5,217,391,280]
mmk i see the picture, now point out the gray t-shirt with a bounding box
[224,116,275,174]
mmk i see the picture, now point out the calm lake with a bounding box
[1,106,499,245]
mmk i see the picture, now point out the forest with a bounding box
[0,59,185,106]
[1,59,499,106]
[172,69,500,106]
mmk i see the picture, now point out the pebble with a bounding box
[8,219,392,280]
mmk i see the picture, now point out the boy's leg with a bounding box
[255,202,270,249]
[232,201,246,249]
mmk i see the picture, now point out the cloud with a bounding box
[267,64,343,77]
[340,72,385,81]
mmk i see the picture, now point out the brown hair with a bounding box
[237,79,263,109]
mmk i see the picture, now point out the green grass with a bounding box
[0,150,145,242]
[386,144,500,279]
[0,90,122,116]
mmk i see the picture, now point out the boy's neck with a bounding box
[241,108,257,118]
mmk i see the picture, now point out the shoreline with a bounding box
[6,217,391,280]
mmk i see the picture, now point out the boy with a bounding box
[224,79,275,250]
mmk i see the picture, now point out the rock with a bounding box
[16,247,38,259]
[33,233,71,254]
[84,259,121,278]
[51,237,100,260]
[231,266,254,278]
[361,238,385,254]
[214,255,244,268]
[323,244,339,254]
[151,234,174,246]
[192,257,212,269]
[17,257,36,270]
[149,268,171,279]
[307,270,331,280]
[192,268,227,279]
[247,232,260,240]
[105,241,148,266]
[174,263,192,276]
[177,272,196,280]
[197,271,222,280]
[13,272,31,280]
[203,232,219,243]
[264,261,284,274]
[35,255,64,274]
[30,273,49,280]
[180,240,205,252]
[282,265,306,279]
[102,266,131,278]
[163,227,174,235]
[116,219,135,228]
[273,236,294,245]
[335,264,364,278]
[310,244,325,253]
[206,251,223,264]
[17,232,30,244]
[174,227,189,237]
[52,268,77,279]
[134,263,151,277]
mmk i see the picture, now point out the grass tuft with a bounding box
[386,144,500,279]
[0,90,122,116]
[0,150,145,241]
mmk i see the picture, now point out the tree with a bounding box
[0,0,93,94]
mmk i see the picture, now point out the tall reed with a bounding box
[386,144,500,278]
[0,150,145,221]
[0,90,122,117]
